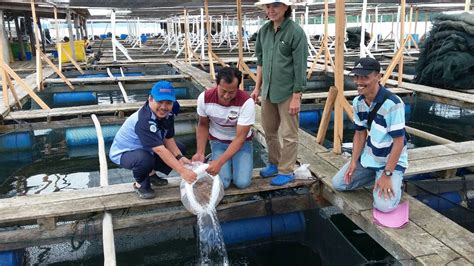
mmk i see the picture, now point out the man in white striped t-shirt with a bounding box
[192,67,256,189]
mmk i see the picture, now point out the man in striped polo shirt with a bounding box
[332,57,408,213]
[192,67,256,189]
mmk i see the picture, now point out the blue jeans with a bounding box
[210,140,253,189]
[332,160,403,213]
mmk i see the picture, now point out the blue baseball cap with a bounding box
[150,81,176,102]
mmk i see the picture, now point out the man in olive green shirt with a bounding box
[251,0,308,186]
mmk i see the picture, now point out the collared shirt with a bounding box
[353,85,408,171]
[197,87,255,143]
[109,101,175,165]
[255,17,308,103]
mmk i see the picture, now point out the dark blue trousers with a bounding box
[120,141,186,189]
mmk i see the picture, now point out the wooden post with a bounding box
[424,12,429,36]
[66,9,76,61]
[204,0,215,80]
[360,0,367,58]
[414,8,419,36]
[0,10,10,109]
[13,16,26,61]
[200,8,205,60]
[398,0,406,86]
[30,0,44,91]
[236,0,244,90]
[24,13,35,53]
[183,9,190,63]
[111,10,117,62]
[324,0,329,71]
[53,6,61,72]
[408,5,413,49]
[465,0,471,11]
[316,86,337,144]
[333,0,345,154]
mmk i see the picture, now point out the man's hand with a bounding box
[374,174,394,200]
[344,161,357,184]
[181,168,197,184]
[192,152,205,162]
[250,88,261,103]
[206,160,222,176]
[179,156,191,166]
[289,93,301,115]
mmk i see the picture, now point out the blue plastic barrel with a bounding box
[174,87,188,99]
[100,34,108,39]
[25,52,32,61]
[0,250,23,266]
[0,132,33,152]
[120,34,128,40]
[65,125,121,147]
[299,110,321,132]
[140,34,148,44]
[416,191,462,211]
[221,212,305,246]
[53,92,97,107]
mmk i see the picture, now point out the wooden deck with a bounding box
[0,62,472,263]
[0,175,318,250]
[254,117,474,265]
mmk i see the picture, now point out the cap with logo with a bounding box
[349,57,381,76]
[150,80,176,102]
[255,0,293,7]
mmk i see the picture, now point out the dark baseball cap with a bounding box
[349,57,381,76]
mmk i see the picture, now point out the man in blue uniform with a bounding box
[109,81,197,199]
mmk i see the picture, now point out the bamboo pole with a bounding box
[183,10,189,63]
[204,0,215,80]
[408,5,413,49]
[381,37,410,85]
[398,0,405,86]
[316,86,337,144]
[30,0,44,91]
[13,16,26,61]
[324,0,329,72]
[465,0,471,11]
[236,0,245,90]
[66,9,76,61]
[414,8,419,36]
[0,10,9,109]
[333,0,345,154]
[0,62,50,110]
[5,77,21,109]
[54,6,61,72]
[40,51,75,90]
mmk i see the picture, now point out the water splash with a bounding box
[196,208,229,265]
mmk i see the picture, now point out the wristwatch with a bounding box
[384,169,393,177]
[175,154,184,160]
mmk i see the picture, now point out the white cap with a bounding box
[255,0,293,8]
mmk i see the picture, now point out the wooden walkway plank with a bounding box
[0,177,315,225]
[3,100,198,120]
[44,74,190,85]
[302,87,411,101]
[407,195,474,263]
